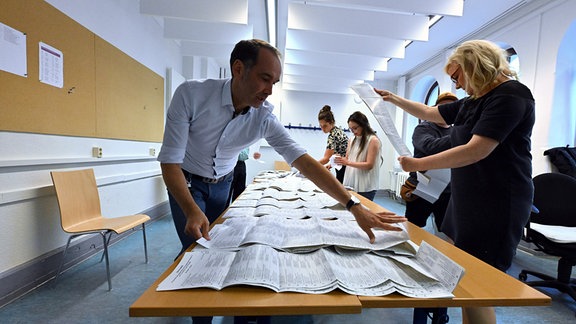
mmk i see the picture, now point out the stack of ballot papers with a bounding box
[157,242,464,298]
[157,172,465,298]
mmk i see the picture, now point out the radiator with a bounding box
[394,172,410,199]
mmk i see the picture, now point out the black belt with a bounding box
[184,170,231,184]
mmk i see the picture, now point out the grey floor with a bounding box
[1,193,574,323]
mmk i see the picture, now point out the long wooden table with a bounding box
[130,193,550,317]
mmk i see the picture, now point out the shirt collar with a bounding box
[221,79,234,108]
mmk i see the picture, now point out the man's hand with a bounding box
[184,212,211,241]
[350,205,407,243]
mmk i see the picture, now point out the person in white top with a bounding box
[335,111,381,201]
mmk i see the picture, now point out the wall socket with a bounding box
[92,147,103,158]
[149,148,156,156]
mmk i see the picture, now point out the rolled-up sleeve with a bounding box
[157,84,190,164]
[264,117,307,165]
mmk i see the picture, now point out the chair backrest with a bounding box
[531,172,576,227]
[274,160,291,171]
[50,169,103,232]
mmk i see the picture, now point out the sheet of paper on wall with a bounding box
[39,42,64,88]
[0,22,27,77]
[350,83,412,157]
[412,168,450,203]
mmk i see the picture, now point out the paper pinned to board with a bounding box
[350,83,412,157]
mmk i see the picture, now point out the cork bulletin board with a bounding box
[0,0,164,142]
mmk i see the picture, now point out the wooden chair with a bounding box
[274,160,291,171]
[50,168,150,290]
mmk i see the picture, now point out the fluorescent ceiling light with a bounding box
[266,0,276,47]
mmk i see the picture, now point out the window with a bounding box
[549,20,576,146]
[425,82,440,106]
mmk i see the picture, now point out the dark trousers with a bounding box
[228,160,247,203]
[335,165,346,184]
[405,191,451,229]
[359,190,377,201]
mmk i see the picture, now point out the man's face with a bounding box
[233,48,282,108]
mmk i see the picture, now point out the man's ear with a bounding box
[231,59,243,78]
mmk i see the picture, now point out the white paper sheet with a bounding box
[350,83,412,157]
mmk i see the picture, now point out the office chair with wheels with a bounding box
[50,168,150,291]
[518,172,576,303]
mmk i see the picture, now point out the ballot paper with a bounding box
[350,83,412,157]
[329,154,342,170]
[197,215,410,253]
[156,241,464,298]
[412,168,451,203]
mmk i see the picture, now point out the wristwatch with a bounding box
[345,195,361,211]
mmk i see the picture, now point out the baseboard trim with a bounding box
[0,201,170,308]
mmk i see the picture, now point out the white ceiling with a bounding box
[140,0,528,94]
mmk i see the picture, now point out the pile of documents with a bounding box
[157,174,464,298]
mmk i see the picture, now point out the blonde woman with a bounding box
[377,40,535,324]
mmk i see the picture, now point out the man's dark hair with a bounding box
[229,39,281,71]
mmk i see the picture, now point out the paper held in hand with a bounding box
[350,83,412,157]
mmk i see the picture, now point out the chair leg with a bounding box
[54,235,75,282]
[100,232,112,291]
[557,258,573,283]
[100,233,113,263]
[142,223,148,263]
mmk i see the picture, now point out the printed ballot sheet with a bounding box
[160,171,465,298]
[412,168,451,203]
[157,242,463,298]
[351,83,412,157]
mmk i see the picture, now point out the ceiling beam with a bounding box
[299,0,464,17]
[284,49,388,71]
[286,29,405,59]
[283,63,375,81]
[288,2,430,41]
[163,18,253,42]
[140,0,248,23]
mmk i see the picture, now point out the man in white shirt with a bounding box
[158,39,406,256]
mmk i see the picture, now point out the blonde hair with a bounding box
[444,40,517,98]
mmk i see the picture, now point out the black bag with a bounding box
[544,145,576,178]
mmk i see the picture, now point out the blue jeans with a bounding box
[168,170,233,255]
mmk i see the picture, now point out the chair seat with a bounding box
[530,223,576,243]
[518,173,576,305]
[65,214,151,234]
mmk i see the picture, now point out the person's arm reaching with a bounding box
[318,148,335,165]
[292,154,407,243]
[375,88,446,125]
[160,163,211,241]
[399,135,499,172]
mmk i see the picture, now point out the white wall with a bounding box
[244,86,399,191]
[0,0,181,274]
[400,0,576,177]
[2,0,575,278]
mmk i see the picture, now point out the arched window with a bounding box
[424,81,440,106]
[495,42,520,76]
[549,20,576,146]
[506,47,520,75]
